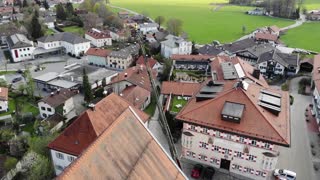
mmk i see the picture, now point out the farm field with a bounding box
[281,22,320,52]
[304,0,320,10]
[111,0,294,43]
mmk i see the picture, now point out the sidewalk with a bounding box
[305,105,320,178]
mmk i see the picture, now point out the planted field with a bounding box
[112,0,294,43]
[304,0,320,10]
[281,22,320,52]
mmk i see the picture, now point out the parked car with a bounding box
[273,169,296,180]
[191,164,203,179]
[16,69,23,74]
[12,77,22,83]
[203,167,215,180]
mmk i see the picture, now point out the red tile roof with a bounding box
[58,107,186,180]
[40,89,77,108]
[269,25,281,33]
[0,87,8,101]
[136,56,158,68]
[121,85,151,109]
[176,82,290,146]
[110,65,157,92]
[313,54,320,90]
[161,81,202,96]
[85,48,111,57]
[85,28,111,39]
[255,32,278,42]
[48,93,149,156]
[171,54,215,61]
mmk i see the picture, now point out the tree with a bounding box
[242,25,246,34]
[166,18,183,36]
[83,12,102,30]
[101,78,106,87]
[22,0,28,7]
[4,157,18,172]
[24,69,35,100]
[160,59,173,81]
[65,2,74,18]
[28,155,54,180]
[30,11,43,39]
[28,135,55,157]
[155,16,165,28]
[43,0,50,10]
[56,3,67,20]
[83,68,93,102]
[80,0,94,12]
[0,79,7,87]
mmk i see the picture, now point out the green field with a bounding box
[111,0,294,43]
[62,26,85,36]
[304,0,320,10]
[281,22,320,52]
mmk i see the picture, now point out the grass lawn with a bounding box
[0,96,39,117]
[281,22,320,52]
[45,28,55,35]
[111,0,294,43]
[170,96,188,113]
[0,71,16,76]
[144,95,157,116]
[62,26,85,36]
[304,0,320,10]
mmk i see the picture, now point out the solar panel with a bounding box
[221,62,238,79]
[261,89,281,98]
[259,93,281,107]
[234,63,245,78]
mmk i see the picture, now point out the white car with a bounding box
[273,169,296,180]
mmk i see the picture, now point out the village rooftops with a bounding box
[6,34,33,49]
[257,50,299,68]
[0,87,8,101]
[121,85,150,109]
[198,44,224,56]
[176,81,291,146]
[136,56,158,68]
[48,93,149,156]
[161,81,202,97]
[37,32,90,44]
[161,35,190,48]
[171,54,215,61]
[86,48,111,57]
[57,106,185,180]
[221,38,257,54]
[109,44,140,59]
[255,32,279,42]
[85,28,111,39]
[39,89,77,108]
[139,22,159,28]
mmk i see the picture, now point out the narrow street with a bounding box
[276,77,316,180]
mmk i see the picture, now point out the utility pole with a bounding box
[137,32,181,167]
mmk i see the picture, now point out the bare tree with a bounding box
[155,16,165,28]
[166,18,183,36]
[82,12,103,30]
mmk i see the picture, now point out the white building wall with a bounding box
[274,63,285,75]
[107,55,133,69]
[10,46,35,62]
[139,26,158,35]
[161,41,191,58]
[38,101,55,119]
[63,97,74,116]
[181,122,280,180]
[258,62,268,73]
[110,81,133,94]
[50,149,77,176]
[110,31,120,41]
[84,34,112,47]
[0,100,8,112]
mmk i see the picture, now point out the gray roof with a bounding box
[221,62,238,80]
[48,79,78,89]
[139,23,159,28]
[37,32,90,44]
[33,72,59,82]
[222,38,257,53]
[154,31,169,41]
[238,43,275,58]
[222,101,245,118]
[109,44,140,59]
[6,34,33,49]
[257,50,299,68]
[198,44,223,55]
[161,35,189,48]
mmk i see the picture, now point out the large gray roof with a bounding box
[6,33,33,49]
[109,44,140,59]
[161,35,189,48]
[198,44,223,55]
[239,43,275,58]
[222,38,257,53]
[257,50,299,68]
[37,32,90,44]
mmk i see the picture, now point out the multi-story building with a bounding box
[312,54,320,131]
[107,44,140,70]
[38,89,76,119]
[138,22,159,34]
[6,34,35,62]
[48,93,149,175]
[86,48,111,67]
[85,28,112,47]
[37,32,90,57]
[0,87,8,113]
[176,80,291,180]
[160,35,192,58]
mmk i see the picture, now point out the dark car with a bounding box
[12,77,22,83]
[203,167,215,180]
[16,69,23,74]
[191,164,203,179]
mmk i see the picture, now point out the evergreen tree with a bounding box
[30,10,43,39]
[83,68,93,103]
[22,0,28,7]
[56,3,67,20]
[43,0,50,10]
[65,2,74,18]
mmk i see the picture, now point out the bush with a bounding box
[281,83,289,91]
[4,156,18,172]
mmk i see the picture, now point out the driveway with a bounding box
[276,76,316,180]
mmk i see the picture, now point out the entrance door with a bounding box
[220,159,231,171]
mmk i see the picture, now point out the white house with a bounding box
[6,34,35,62]
[312,54,320,131]
[85,28,112,47]
[38,89,76,119]
[161,35,192,58]
[48,94,150,175]
[138,22,159,34]
[106,44,140,70]
[176,81,291,180]
[0,87,8,112]
[37,32,90,57]
[44,16,55,28]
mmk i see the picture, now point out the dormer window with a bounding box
[221,101,245,123]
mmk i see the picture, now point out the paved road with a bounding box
[280,14,306,31]
[276,77,316,180]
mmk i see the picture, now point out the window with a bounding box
[226,134,231,140]
[0,106,2,109]
[203,128,208,134]
[56,152,64,160]
[55,165,64,171]
[190,125,196,131]
[248,155,254,161]
[213,145,219,152]
[199,154,207,161]
[47,108,52,112]
[235,151,242,158]
[251,140,257,146]
[239,137,244,143]
[68,156,75,162]
[42,113,47,118]
[27,48,30,50]
[215,131,220,137]
[23,49,26,51]
[41,107,45,110]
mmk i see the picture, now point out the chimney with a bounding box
[88,103,95,111]
[252,68,260,79]
[71,76,74,82]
